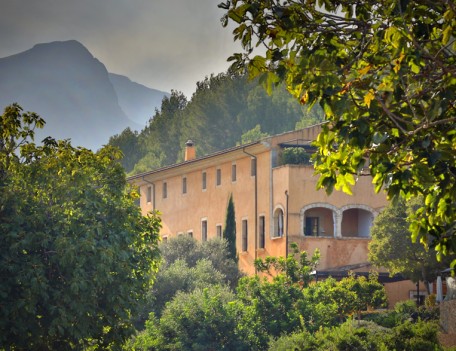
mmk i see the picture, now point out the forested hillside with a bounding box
[109,70,323,174]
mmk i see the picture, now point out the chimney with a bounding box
[184,140,196,161]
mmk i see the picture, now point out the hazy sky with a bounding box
[0,0,242,97]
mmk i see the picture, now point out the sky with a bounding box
[0,0,242,98]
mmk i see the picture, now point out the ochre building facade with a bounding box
[129,125,424,307]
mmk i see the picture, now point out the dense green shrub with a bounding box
[160,235,243,289]
[281,147,312,165]
[362,310,397,328]
[389,320,442,351]
[364,300,440,328]
[133,286,249,351]
[269,319,443,351]
[268,329,318,351]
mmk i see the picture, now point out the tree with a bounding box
[132,90,188,174]
[369,197,454,291]
[145,259,226,318]
[233,246,320,349]
[145,286,248,351]
[0,104,161,350]
[255,242,320,287]
[133,236,242,330]
[108,127,142,173]
[126,71,312,175]
[223,194,237,262]
[240,124,269,144]
[159,235,242,288]
[220,0,456,266]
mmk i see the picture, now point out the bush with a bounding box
[363,310,398,328]
[160,235,242,288]
[425,294,437,308]
[395,299,418,315]
[389,320,442,351]
[281,147,311,165]
[153,286,249,350]
[268,329,318,351]
[317,320,390,351]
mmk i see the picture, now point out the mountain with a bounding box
[109,73,169,127]
[0,40,168,150]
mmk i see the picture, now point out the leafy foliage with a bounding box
[255,242,319,287]
[364,300,439,329]
[146,259,226,318]
[131,286,249,351]
[281,147,312,166]
[369,197,454,288]
[220,0,456,266]
[110,71,323,175]
[132,246,446,350]
[133,235,243,328]
[270,318,443,351]
[159,235,242,288]
[240,124,269,144]
[0,104,161,350]
[224,194,237,262]
[108,127,142,173]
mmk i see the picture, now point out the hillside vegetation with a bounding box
[109,71,323,174]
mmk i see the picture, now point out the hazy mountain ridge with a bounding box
[109,73,169,126]
[0,40,169,150]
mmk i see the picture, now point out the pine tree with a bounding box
[223,194,237,262]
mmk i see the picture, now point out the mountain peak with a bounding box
[27,40,96,64]
[32,39,88,51]
[0,40,163,150]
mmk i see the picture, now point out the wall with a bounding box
[440,299,456,334]
[134,125,388,276]
[383,280,427,308]
[289,236,370,270]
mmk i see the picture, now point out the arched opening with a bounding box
[341,208,374,238]
[273,208,284,237]
[302,207,335,237]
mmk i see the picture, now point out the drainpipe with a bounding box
[243,147,258,274]
[142,176,155,210]
[416,282,420,306]
[285,190,289,257]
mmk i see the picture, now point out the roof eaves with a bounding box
[127,140,262,181]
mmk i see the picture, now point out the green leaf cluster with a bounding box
[109,72,323,175]
[221,0,456,267]
[132,245,389,351]
[281,147,312,166]
[0,104,161,350]
[223,194,237,262]
[369,197,455,286]
[132,235,243,329]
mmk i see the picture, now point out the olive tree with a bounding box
[0,104,161,350]
[220,0,456,267]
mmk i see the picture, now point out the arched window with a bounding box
[273,208,284,237]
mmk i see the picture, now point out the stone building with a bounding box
[129,124,424,306]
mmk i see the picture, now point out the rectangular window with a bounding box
[231,164,237,182]
[259,215,265,249]
[216,168,221,186]
[162,236,168,243]
[251,158,257,177]
[216,224,222,238]
[188,231,193,238]
[202,220,207,241]
[202,171,207,190]
[242,219,248,252]
[305,217,319,236]
[182,176,187,194]
[146,186,152,203]
[162,182,167,199]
